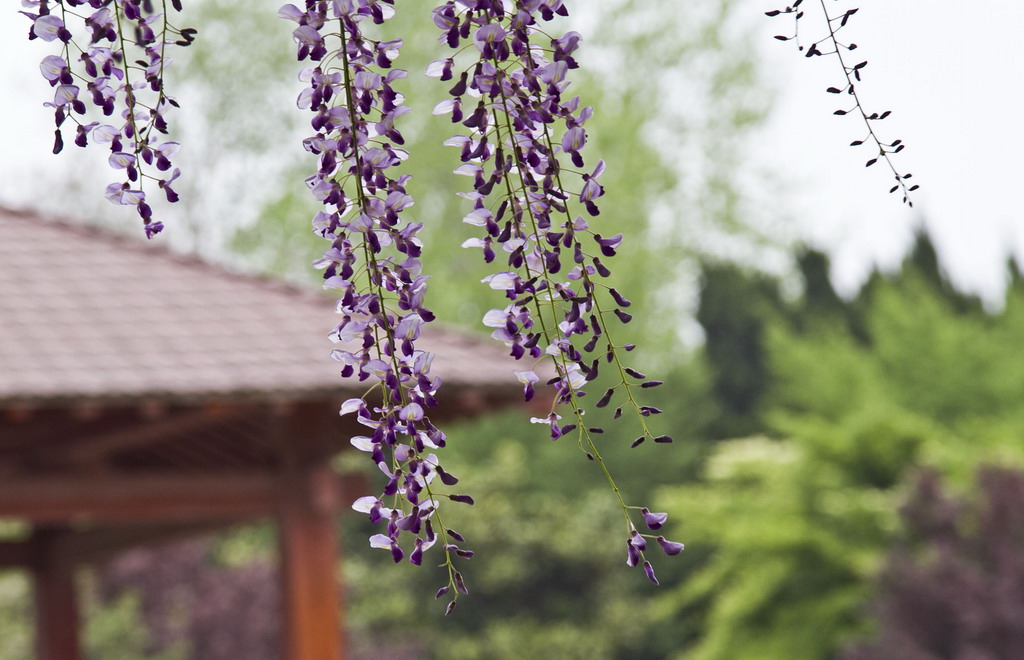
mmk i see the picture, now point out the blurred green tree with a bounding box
[657,231,1024,659]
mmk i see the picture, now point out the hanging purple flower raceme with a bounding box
[280,0,471,614]
[21,0,194,238]
[429,0,682,584]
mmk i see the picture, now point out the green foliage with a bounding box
[83,585,188,660]
[0,572,31,659]
[696,262,783,435]
[660,232,1024,659]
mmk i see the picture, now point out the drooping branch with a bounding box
[768,0,919,206]
[428,0,683,585]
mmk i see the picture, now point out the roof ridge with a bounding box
[0,204,328,305]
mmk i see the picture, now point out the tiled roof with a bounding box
[0,207,518,405]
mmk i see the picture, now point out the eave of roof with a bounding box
[0,207,519,407]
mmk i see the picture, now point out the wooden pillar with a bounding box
[31,528,82,660]
[277,407,344,660]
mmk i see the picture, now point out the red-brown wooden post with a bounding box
[277,406,344,660]
[31,528,82,660]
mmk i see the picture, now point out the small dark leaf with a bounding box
[848,43,858,50]
[834,109,848,116]
[765,10,782,16]
[774,35,790,41]
[889,185,899,193]
[894,144,905,153]
[865,158,877,167]
[903,173,913,179]
[630,436,646,448]
[850,139,864,146]
[879,110,892,119]
[909,185,920,191]
[854,61,868,69]
[826,87,843,94]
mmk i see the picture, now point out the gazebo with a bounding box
[0,207,525,659]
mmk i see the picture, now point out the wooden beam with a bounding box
[31,528,82,660]
[277,407,344,660]
[1,521,256,569]
[0,473,277,523]
[0,541,32,568]
[56,520,245,566]
[54,407,240,465]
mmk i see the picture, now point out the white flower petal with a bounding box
[352,496,379,513]
[350,436,374,452]
[339,398,363,416]
[369,534,393,549]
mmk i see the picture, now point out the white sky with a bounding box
[1,1,1022,304]
[748,0,1024,301]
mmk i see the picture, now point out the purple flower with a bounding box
[657,537,685,556]
[561,127,587,167]
[39,55,68,83]
[594,233,624,257]
[514,370,540,401]
[641,508,668,530]
[473,24,509,60]
[626,539,640,567]
[643,561,659,585]
[33,15,70,43]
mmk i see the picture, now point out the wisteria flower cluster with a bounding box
[26,0,687,607]
[767,0,918,205]
[427,0,682,585]
[21,0,193,237]
[280,0,473,614]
